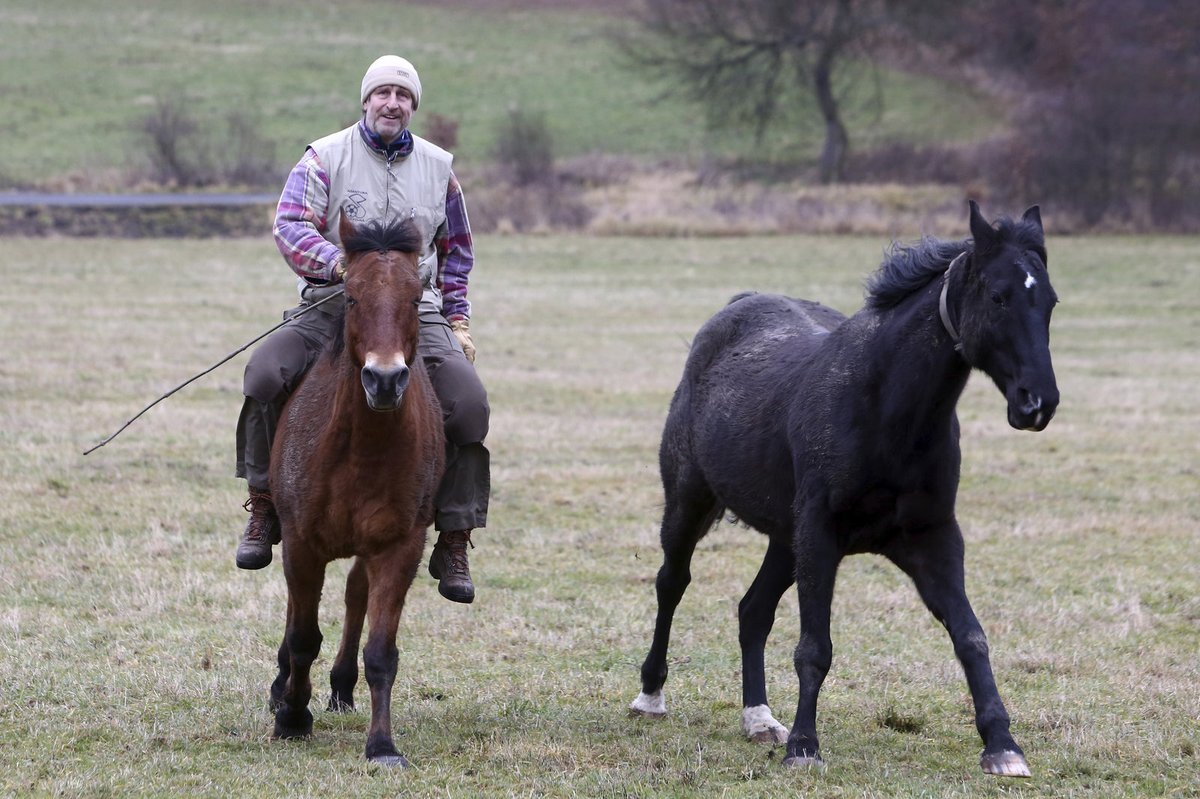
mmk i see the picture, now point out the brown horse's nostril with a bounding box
[362,364,410,409]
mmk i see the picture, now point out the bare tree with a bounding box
[919,0,1200,227]
[617,0,884,183]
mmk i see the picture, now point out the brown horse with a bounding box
[267,217,445,767]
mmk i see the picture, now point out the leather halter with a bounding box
[939,252,968,352]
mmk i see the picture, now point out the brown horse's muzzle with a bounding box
[362,359,411,412]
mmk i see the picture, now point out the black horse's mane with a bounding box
[341,219,422,257]
[865,215,1046,310]
[865,236,967,310]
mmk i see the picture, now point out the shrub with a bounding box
[492,106,555,186]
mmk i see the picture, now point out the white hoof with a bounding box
[629,690,667,718]
[981,750,1031,777]
[741,704,789,744]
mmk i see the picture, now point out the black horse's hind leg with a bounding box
[630,476,721,718]
[785,525,841,768]
[328,557,368,712]
[738,535,795,743]
[884,524,1031,778]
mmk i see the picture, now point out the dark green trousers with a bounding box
[235,303,489,532]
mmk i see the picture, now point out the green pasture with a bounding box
[1,228,1197,797]
[0,0,997,189]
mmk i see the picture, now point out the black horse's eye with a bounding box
[990,291,1004,306]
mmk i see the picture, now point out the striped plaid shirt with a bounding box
[273,123,475,321]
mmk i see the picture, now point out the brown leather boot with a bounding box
[235,487,280,570]
[428,529,475,604]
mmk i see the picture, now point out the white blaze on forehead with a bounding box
[1024,271,1037,289]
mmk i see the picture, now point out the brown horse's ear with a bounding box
[968,199,998,254]
[338,213,357,245]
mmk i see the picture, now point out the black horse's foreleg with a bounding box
[785,528,840,768]
[738,535,795,743]
[328,557,368,712]
[630,488,719,717]
[885,525,1031,777]
[274,553,326,740]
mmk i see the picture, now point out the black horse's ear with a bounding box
[1022,205,1043,232]
[968,200,998,254]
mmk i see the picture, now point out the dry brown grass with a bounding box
[0,229,1196,797]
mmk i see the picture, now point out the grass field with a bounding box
[0,0,998,190]
[1,224,1197,797]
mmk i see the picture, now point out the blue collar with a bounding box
[358,121,413,159]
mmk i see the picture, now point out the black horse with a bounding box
[630,202,1057,777]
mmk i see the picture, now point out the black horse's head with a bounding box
[954,201,1059,431]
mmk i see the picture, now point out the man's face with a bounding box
[363,85,414,144]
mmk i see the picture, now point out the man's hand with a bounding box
[450,319,476,363]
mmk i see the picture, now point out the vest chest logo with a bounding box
[344,190,369,220]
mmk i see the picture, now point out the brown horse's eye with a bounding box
[346,296,358,308]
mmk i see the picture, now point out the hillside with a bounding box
[0,0,1010,235]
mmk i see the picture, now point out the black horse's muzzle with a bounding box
[1007,385,1058,432]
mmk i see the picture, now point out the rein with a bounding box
[938,252,968,353]
[83,288,345,455]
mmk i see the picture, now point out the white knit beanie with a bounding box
[360,55,422,109]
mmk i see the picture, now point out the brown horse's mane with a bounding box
[341,219,422,258]
[324,219,425,361]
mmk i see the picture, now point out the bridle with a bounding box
[939,251,968,353]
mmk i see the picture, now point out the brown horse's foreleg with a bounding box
[329,557,368,712]
[270,594,294,712]
[359,536,423,767]
[274,547,327,740]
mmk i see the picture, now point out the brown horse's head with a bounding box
[338,217,424,412]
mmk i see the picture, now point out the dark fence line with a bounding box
[0,194,277,237]
[0,192,277,207]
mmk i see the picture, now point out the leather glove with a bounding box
[450,319,476,363]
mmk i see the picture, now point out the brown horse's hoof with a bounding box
[272,726,312,741]
[272,707,313,740]
[981,750,1031,777]
[782,754,825,770]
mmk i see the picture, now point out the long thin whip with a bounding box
[83,289,344,455]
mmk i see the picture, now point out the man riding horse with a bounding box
[234,55,490,604]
